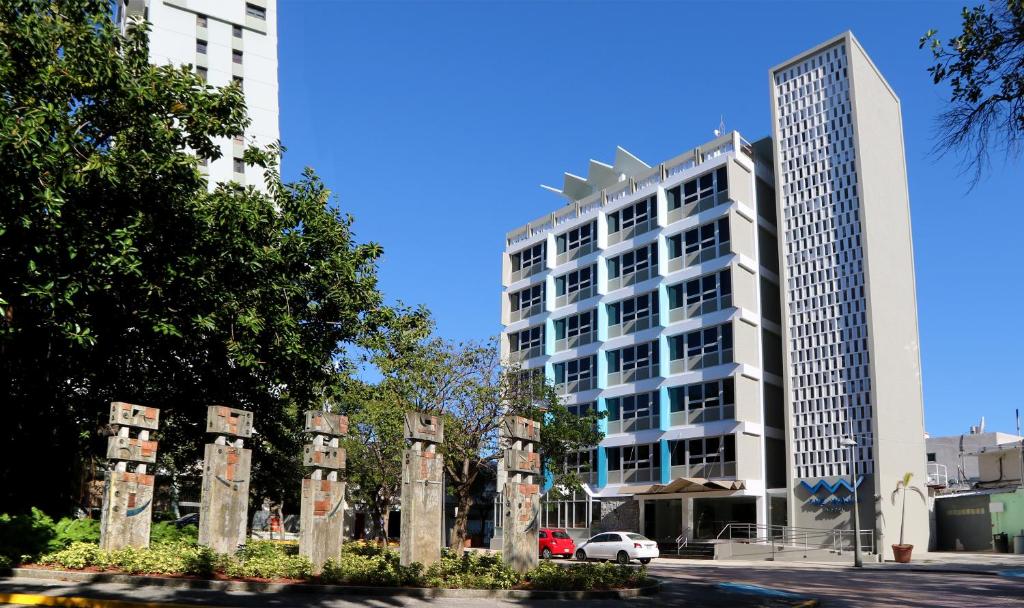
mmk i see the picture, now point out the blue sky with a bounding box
[278,0,1022,438]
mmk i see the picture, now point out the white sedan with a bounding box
[574,531,659,564]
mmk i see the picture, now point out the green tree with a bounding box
[921,0,1024,183]
[0,0,408,514]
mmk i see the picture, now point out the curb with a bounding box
[5,568,661,601]
[862,565,1005,577]
[0,593,201,608]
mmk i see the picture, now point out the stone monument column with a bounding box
[501,415,541,573]
[198,405,253,554]
[400,412,444,567]
[299,410,348,574]
[100,402,160,551]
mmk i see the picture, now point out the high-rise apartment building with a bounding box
[499,32,927,559]
[769,32,928,556]
[118,0,279,188]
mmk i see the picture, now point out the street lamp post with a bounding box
[840,437,863,568]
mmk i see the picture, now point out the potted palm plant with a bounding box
[891,472,925,563]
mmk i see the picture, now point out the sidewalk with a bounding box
[670,550,1024,577]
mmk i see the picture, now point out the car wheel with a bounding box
[542,547,552,559]
[574,549,587,561]
[639,558,651,564]
[616,551,630,565]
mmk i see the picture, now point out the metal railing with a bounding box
[715,523,876,555]
[927,462,949,487]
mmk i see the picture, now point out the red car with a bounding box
[538,528,576,559]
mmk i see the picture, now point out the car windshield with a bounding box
[552,531,571,539]
[626,533,650,541]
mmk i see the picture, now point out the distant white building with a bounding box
[926,429,1024,489]
[117,0,279,189]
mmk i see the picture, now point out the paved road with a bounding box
[3,560,1023,607]
[648,559,1024,607]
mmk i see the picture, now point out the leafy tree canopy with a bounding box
[0,0,419,513]
[921,0,1024,183]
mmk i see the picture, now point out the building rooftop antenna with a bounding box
[713,115,726,137]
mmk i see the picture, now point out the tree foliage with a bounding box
[0,0,409,513]
[921,0,1024,183]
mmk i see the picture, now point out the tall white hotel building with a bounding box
[500,32,928,559]
[117,0,279,188]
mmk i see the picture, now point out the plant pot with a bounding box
[892,543,913,563]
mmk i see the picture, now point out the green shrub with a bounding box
[322,546,422,587]
[0,554,13,571]
[49,518,101,551]
[525,560,649,591]
[149,521,198,545]
[423,550,520,590]
[0,507,58,563]
[107,542,217,576]
[38,542,107,570]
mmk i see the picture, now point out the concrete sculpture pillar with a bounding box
[198,405,253,554]
[299,410,348,574]
[100,402,160,550]
[501,415,541,573]
[400,412,444,567]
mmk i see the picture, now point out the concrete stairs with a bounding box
[659,541,716,560]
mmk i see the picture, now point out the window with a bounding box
[607,292,658,328]
[510,325,543,354]
[607,341,659,374]
[670,435,735,469]
[233,76,244,89]
[669,378,734,414]
[927,453,936,463]
[196,66,208,82]
[510,284,544,314]
[667,217,730,266]
[556,222,595,255]
[554,310,595,343]
[233,25,243,38]
[555,266,594,297]
[606,392,658,423]
[196,39,208,54]
[567,402,594,418]
[667,323,733,370]
[607,196,655,236]
[233,157,244,174]
[667,270,731,317]
[233,134,245,146]
[554,356,595,389]
[196,14,208,27]
[608,243,658,281]
[621,443,660,471]
[246,3,266,19]
[511,243,544,272]
[232,50,243,64]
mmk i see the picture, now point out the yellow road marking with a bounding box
[0,593,223,608]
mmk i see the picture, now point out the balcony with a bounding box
[608,216,658,246]
[508,345,543,364]
[669,461,736,480]
[556,241,595,266]
[607,314,654,339]
[509,302,543,323]
[555,330,596,352]
[668,348,733,374]
[607,466,659,484]
[667,190,730,225]
[669,404,735,426]
[555,285,594,308]
[606,363,658,387]
[667,295,732,324]
[556,376,597,395]
[608,413,659,435]
[510,263,544,284]
[607,264,657,292]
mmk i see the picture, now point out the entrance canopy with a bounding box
[635,477,746,495]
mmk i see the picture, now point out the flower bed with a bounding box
[29,540,650,591]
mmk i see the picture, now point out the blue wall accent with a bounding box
[597,302,608,342]
[596,255,607,295]
[658,385,671,431]
[543,468,554,492]
[597,445,608,488]
[544,317,555,356]
[596,397,609,435]
[658,283,670,327]
[659,439,671,484]
[597,349,607,389]
[544,361,555,384]
[659,335,670,379]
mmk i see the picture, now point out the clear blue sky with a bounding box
[278,0,1022,438]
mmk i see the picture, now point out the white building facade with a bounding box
[118,0,279,188]
[501,32,928,558]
